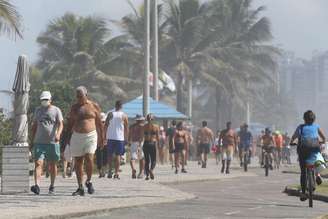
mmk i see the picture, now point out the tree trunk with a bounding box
[176,73,184,113]
[187,78,192,119]
[215,86,221,131]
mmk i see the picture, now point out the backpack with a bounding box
[298,124,321,149]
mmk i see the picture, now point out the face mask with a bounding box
[41,100,50,107]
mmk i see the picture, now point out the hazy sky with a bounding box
[0,0,328,92]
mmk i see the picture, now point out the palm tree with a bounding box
[114,0,169,97]
[0,0,22,38]
[191,0,279,128]
[163,0,213,115]
[36,13,140,108]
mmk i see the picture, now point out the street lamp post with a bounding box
[152,0,159,101]
[143,0,150,116]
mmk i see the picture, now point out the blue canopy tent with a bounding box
[111,96,188,120]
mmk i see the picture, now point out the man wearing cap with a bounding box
[30,91,64,195]
[128,114,145,179]
[104,100,128,179]
[66,86,104,196]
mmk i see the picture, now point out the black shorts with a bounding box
[199,143,210,154]
[169,144,175,154]
[175,143,184,153]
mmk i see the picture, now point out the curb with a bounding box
[284,187,328,202]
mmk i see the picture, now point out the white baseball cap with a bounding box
[40,91,52,100]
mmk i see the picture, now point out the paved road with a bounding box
[80,168,327,219]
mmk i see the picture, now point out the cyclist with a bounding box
[290,110,326,202]
[238,124,253,167]
[273,131,283,169]
[261,128,275,169]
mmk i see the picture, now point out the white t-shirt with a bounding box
[107,111,125,141]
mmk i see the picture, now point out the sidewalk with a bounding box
[0,160,254,219]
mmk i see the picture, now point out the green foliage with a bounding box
[34,13,141,111]
[0,0,22,38]
[0,111,12,146]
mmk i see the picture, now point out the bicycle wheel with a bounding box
[244,152,248,172]
[265,154,269,177]
[307,168,314,208]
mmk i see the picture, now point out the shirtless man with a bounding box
[261,128,275,169]
[219,122,237,174]
[66,86,104,196]
[196,121,214,168]
[128,115,145,179]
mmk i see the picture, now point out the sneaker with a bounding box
[221,167,225,174]
[132,170,137,179]
[181,168,187,173]
[72,187,85,196]
[316,175,323,186]
[300,193,307,202]
[48,186,55,195]
[107,171,113,179]
[113,174,120,180]
[85,181,95,194]
[145,176,150,180]
[67,167,72,178]
[149,170,154,180]
[31,185,40,195]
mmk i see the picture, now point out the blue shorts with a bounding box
[107,140,125,156]
[34,143,60,162]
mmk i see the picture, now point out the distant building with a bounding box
[279,50,328,130]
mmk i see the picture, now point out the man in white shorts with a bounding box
[66,86,104,196]
[129,115,145,179]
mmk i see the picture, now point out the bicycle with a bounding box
[272,148,281,170]
[305,163,316,208]
[241,148,251,172]
[262,146,274,177]
[290,142,321,208]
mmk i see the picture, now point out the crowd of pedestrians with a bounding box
[30,87,296,196]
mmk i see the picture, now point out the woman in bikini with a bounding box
[142,114,160,180]
[173,122,188,174]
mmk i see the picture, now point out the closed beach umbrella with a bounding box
[12,55,30,146]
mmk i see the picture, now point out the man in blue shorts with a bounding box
[105,101,129,179]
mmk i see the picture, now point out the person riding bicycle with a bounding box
[290,110,326,202]
[261,128,275,169]
[273,130,283,168]
[238,123,253,167]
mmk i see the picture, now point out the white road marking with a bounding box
[248,206,262,210]
[224,211,241,215]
